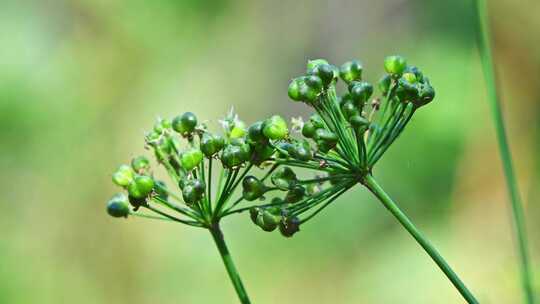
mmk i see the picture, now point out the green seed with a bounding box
[229,120,246,139]
[349,81,373,105]
[302,121,317,138]
[306,59,330,72]
[263,115,288,140]
[305,75,323,92]
[402,72,417,84]
[339,60,363,83]
[248,121,266,143]
[309,63,336,87]
[107,193,130,218]
[251,144,275,165]
[384,55,407,75]
[242,176,266,201]
[249,207,261,224]
[314,128,337,142]
[131,156,150,173]
[271,166,297,190]
[180,148,203,171]
[200,133,225,157]
[221,144,250,168]
[128,175,155,199]
[298,80,319,103]
[285,185,305,204]
[279,216,300,237]
[182,179,205,204]
[112,165,134,187]
[172,112,198,134]
[288,78,303,101]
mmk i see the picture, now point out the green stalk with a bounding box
[210,224,251,304]
[363,175,479,304]
[475,1,535,303]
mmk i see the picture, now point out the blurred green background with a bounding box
[1,0,539,303]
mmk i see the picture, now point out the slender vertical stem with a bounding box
[363,175,479,304]
[210,224,251,304]
[475,1,535,303]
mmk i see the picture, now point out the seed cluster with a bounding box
[106,55,435,238]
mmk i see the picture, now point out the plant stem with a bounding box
[475,1,535,303]
[210,224,251,304]
[363,174,479,304]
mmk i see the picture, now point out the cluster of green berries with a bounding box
[106,108,296,228]
[106,55,435,239]
[287,56,435,170]
[108,157,157,216]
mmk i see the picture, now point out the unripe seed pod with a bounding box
[128,175,155,199]
[229,120,246,139]
[309,63,336,87]
[302,121,317,138]
[396,77,419,101]
[279,216,300,237]
[309,114,325,129]
[402,72,417,84]
[248,121,266,143]
[384,55,407,75]
[314,128,338,142]
[288,78,303,101]
[306,59,330,72]
[251,144,275,165]
[107,193,130,218]
[112,165,135,187]
[180,148,203,171]
[339,60,363,84]
[285,185,305,204]
[298,81,319,103]
[242,175,266,201]
[289,143,312,161]
[172,112,198,134]
[257,210,280,232]
[305,75,323,92]
[131,156,150,173]
[221,144,250,168]
[200,133,225,157]
[349,81,373,106]
[249,207,261,225]
[404,65,423,81]
[182,179,205,204]
[271,166,297,190]
[263,115,288,140]
[417,83,435,106]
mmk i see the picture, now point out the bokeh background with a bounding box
[1,0,539,303]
